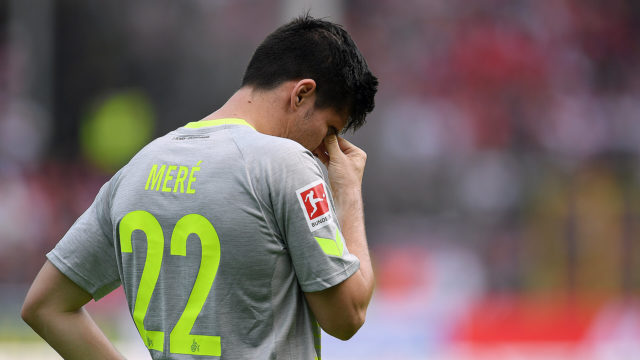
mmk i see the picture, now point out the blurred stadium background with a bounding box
[2,0,640,359]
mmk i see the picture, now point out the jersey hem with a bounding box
[46,251,119,300]
[300,258,361,293]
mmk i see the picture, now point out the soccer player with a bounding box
[21,15,377,360]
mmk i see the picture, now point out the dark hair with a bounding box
[242,15,378,132]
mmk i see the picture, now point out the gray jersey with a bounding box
[47,118,360,360]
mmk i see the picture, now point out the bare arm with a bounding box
[306,135,375,340]
[21,260,124,360]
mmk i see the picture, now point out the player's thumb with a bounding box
[323,134,342,158]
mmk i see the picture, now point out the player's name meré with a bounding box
[144,161,202,194]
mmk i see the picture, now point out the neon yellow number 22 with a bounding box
[119,211,221,356]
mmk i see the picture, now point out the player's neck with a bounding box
[202,85,291,137]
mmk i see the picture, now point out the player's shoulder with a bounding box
[120,134,168,167]
[233,129,315,165]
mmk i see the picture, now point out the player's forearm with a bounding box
[24,307,124,360]
[335,187,375,305]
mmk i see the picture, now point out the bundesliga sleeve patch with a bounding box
[296,180,334,232]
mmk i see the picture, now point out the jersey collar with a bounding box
[184,118,255,130]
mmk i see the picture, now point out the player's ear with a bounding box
[290,79,316,110]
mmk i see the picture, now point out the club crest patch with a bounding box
[296,180,334,231]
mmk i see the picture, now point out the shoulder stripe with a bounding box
[314,229,344,257]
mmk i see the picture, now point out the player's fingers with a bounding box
[338,137,360,153]
[323,134,343,158]
[336,136,365,157]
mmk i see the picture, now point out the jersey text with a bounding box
[145,161,202,194]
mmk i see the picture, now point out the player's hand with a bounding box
[314,134,366,195]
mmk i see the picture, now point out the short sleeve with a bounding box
[268,148,360,293]
[46,175,121,300]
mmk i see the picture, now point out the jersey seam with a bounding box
[227,128,282,245]
[227,127,282,356]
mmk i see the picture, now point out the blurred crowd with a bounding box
[348,0,640,298]
[2,0,640,305]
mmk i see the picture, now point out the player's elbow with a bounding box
[21,297,40,327]
[326,307,366,341]
[21,291,48,329]
[340,310,366,341]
